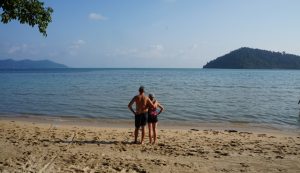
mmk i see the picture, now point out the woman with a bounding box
[148,93,164,144]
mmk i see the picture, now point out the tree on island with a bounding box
[0,0,53,37]
[203,47,300,69]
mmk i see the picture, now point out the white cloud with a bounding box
[108,44,166,59]
[109,48,138,56]
[8,44,28,54]
[71,40,86,48]
[107,43,204,66]
[89,13,107,21]
[68,40,86,56]
[6,44,40,56]
[191,44,198,49]
[150,44,164,51]
[77,40,85,44]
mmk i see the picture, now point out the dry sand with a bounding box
[0,118,300,173]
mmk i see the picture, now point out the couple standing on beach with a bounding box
[128,86,164,144]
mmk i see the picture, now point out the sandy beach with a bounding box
[0,118,300,173]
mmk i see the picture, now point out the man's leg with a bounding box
[134,128,139,143]
[140,113,146,144]
[141,126,145,144]
[134,115,140,144]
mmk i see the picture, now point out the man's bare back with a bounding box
[130,94,151,114]
[128,86,154,115]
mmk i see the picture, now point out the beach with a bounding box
[0,117,299,173]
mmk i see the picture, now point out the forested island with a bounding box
[0,59,67,69]
[203,47,300,69]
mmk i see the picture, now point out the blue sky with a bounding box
[0,0,299,68]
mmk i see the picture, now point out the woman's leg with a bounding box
[152,122,158,144]
[148,123,152,144]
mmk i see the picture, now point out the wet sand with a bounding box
[0,117,300,173]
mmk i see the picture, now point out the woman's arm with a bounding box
[157,102,164,115]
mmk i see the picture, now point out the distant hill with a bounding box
[0,59,67,69]
[203,47,300,69]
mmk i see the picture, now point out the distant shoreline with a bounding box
[1,67,300,70]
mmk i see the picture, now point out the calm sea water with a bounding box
[0,68,300,129]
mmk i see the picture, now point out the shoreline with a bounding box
[0,115,299,135]
[0,119,300,172]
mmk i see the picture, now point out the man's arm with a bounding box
[128,96,136,115]
[147,98,155,109]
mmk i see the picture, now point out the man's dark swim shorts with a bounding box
[135,113,147,128]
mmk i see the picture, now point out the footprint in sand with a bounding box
[92,136,99,141]
[150,159,167,166]
[257,134,267,137]
[214,150,229,156]
[275,155,284,159]
[63,133,71,139]
[50,133,56,139]
[190,128,199,131]
[174,162,191,168]
[225,129,238,133]
[240,162,249,168]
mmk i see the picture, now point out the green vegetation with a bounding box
[0,0,53,36]
[203,47,300,69]
[0,59,67,69]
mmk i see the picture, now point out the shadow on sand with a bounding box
[40,139,134,145]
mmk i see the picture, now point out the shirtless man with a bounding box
[128,86,154,144]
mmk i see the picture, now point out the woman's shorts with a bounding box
[148,114,158,123]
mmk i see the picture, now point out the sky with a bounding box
[0,0,300,68]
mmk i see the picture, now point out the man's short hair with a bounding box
[139,86,144,93]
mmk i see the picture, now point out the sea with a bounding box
[0,68,300,130]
